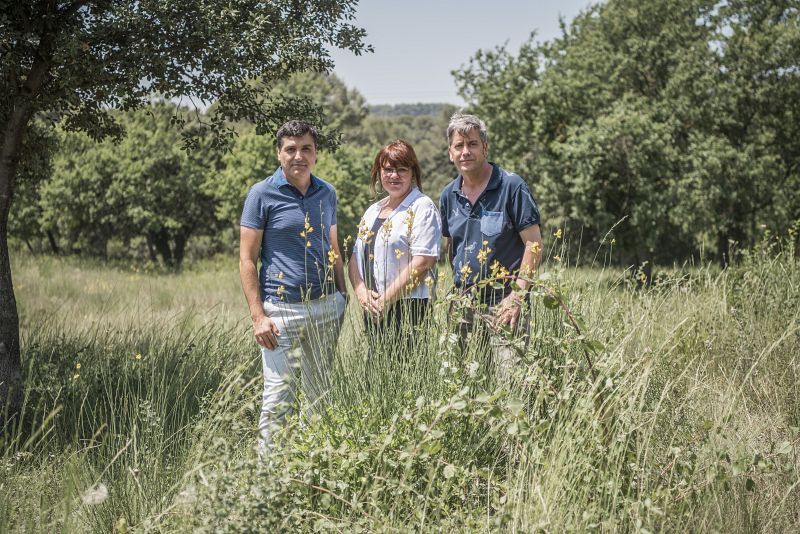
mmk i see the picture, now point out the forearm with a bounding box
[239,258,265,321]
[334,257,347,294]
[348,254,365,293]
[383,255,436,306]
[514,226,543,292]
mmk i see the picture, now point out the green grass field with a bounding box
[2,240,798,532]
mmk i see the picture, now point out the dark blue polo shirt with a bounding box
[440,163,540,304]
[241,167,338,303]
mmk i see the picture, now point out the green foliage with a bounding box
[1,0,369,147]
[7,122,57,252]
[268,71,369,138]
[314,144,375,246]
[41,105,218,266]
[210,130,279,228]
[454,0,800,266]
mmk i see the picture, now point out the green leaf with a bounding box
[543,295,560,309]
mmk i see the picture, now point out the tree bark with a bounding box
[0,137,25,422]
[173,229,190,268]
[0,31,53,421]
[150,230,174,267]
[0,211,23,423]
[46,229,60,255]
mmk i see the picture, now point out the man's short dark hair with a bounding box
[276,120,318,149]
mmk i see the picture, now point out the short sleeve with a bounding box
[329,187,338,226]
[439,189,450,238]
[410,200,442,257]
[240,186,267,229]
[509,181,540,232]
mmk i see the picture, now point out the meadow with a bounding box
[1,236,798,532]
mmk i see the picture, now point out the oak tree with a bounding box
[0,0,369,419]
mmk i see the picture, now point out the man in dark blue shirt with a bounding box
[440,112,543,362]
[239,120,347,452]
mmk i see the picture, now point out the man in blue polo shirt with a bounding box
[440,112,543,367]
[239,120,347,452]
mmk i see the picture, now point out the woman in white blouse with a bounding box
[349,140,442,332]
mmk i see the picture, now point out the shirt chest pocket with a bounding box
[480,210,504,237]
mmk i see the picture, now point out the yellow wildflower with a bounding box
[553,255,561,262]
[72,373,80,380]
[459,264,473,279]
[278,271,284,280]
[553,228,562,239]
[75,362,81,369]
[395,248,406,259]
[490,260,509,279]
[299,213,314,238]
[529,241,542,255]
[380,219,393,240]
[357,220,371,242]
[404,208,414,233]
[477,246,492,264]
[327,249,339,265]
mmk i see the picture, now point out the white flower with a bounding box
[81,482,109,505]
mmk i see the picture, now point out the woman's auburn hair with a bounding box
[370,139,423,197]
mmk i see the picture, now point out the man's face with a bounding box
[277,134,317,182]
[448,129,488,175]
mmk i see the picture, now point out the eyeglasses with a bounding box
[381,166,410,177]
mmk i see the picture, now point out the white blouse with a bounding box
[353,187,442,299]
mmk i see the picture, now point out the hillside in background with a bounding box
[368,102,453,117]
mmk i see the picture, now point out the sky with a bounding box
[329,0,596,106]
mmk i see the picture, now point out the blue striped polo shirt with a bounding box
[241,167,338,303]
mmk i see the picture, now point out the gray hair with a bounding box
[447,111,488,145]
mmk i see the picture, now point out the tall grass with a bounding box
[2,239,798,532]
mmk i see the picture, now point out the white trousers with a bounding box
[259,292,346,451]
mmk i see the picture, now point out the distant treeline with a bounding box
[11,73,459,267]
[368,103,452,118]
[10,0,799,269]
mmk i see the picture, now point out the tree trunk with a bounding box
[0,152,24,424]
[146,239,158,262]
[46,230,60,255]
[150,230,174,267]
[173,230,189,268]
[717,230,730,268]
[0,15,54,422]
